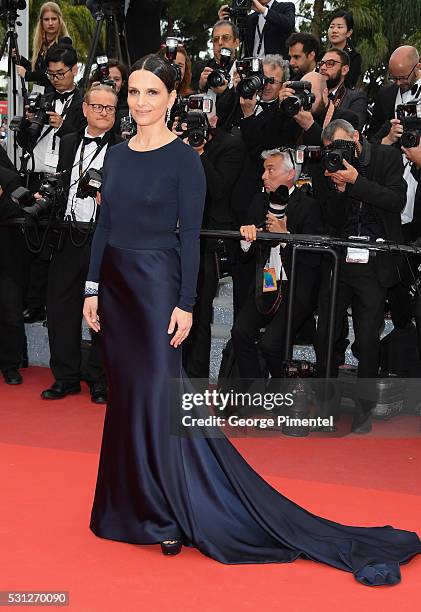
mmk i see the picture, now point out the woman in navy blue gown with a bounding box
[83,55,421,586]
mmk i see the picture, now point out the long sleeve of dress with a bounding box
[177,149,206,312]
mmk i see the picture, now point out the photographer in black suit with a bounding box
[231,148,323,379]
[41,85,122,403]
[0,152,25,385]
[368,46,421,144]
[176,104,245,380]
[218,0,295,58]
[18,42,85,325]
[315,119,407,432]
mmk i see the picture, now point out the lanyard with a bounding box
[256,22,264,56]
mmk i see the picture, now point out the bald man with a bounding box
[368,45,421,143]
[278,70,366,146]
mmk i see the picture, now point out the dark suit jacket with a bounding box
[319,140,406,287]
[230,102,302,225]
[367,83,398,142]
[57,129,123,200]
[17,87,85,152]
[244,1,295,58]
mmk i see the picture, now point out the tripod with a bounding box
[80,1,131,91]
[0,9,28,167]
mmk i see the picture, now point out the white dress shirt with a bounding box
[253,0,275,58]
[65,128,108,222]
[32,90,76,173]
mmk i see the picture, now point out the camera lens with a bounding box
[281,95,301,117]
[207,70,225,88]
[401,131,420,149]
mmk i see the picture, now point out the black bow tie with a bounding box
[83,136,103,147]
[328,91,336,101]
[54,90,73,104]
[258,100,275,111]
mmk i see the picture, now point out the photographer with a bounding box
[315,119,407,432]
[218,1,295,58]
[231,148,323,380]
[286,32,320,80]
[191,20,239,98]
[41,85,122,403]
[88,57,129,133]
[174,100,245,380]
[229,55,301,314]
[17,42,84,324]
[367,46,420,144]
[0,151,25,385]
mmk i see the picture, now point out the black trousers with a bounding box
[46,232,105,384]
[316,257,387,378]
[183,248,219,379]
[231,274,316,379]
[0,228,25,372]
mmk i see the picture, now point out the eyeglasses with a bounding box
[317,59,345,69]
[46,68,72,81]
[388,63,418,83]
[212,34,234,44]
[87,103,116,114]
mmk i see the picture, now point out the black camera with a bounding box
[236,57,274,100]
[173,95,213,132]
[10,92,55,142]
[321,140,356,173]
[280,81,315,117]
[396,101,421,149]
[207,47,231,89]
[94,55,116,88]
[10,174,63,217]
[184,111,210,147]
[76,168,103,199]
[165,37,182,83]
[0,0,26,14]
[227,0,252,35]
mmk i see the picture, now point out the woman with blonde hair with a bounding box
[17,2,70,88]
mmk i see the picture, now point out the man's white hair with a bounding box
[261,148,301,182]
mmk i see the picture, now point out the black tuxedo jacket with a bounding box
[319,141,406,287]
[244,1,295,58]
[17,87,85,152]
[57,129,123,198]
[247,187,324,275]
[367,83,398,143]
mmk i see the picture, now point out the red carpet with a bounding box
[1,367,421,611]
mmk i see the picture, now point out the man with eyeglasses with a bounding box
[191,20,239,97]
[368,46,421,336]
[17,43,85,326]
[218,0,295,59]
[41,85,123,403]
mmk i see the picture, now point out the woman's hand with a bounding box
[168,306,192,347]
[83,296,100,332]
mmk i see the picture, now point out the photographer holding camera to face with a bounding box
[218,0,295,59]
[172,95,245,380]
[14,42,85,325]
[39,85,123,403]
[315,119,407,432]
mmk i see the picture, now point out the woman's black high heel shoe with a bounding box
[161,540,182,556]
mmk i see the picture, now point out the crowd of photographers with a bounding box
[0,1,420,433]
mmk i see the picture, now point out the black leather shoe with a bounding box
[2,369,23,385]
[351,411,372,434]
[160,541,182,556]
[23,307,46,324]
[90,383,107,404]
[41,381,81,400]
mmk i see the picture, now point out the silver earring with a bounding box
[166,108,171,124]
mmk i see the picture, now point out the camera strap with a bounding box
[78,138,107,179]
[256,23,264,56]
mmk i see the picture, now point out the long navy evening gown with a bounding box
[86,138,421,586]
